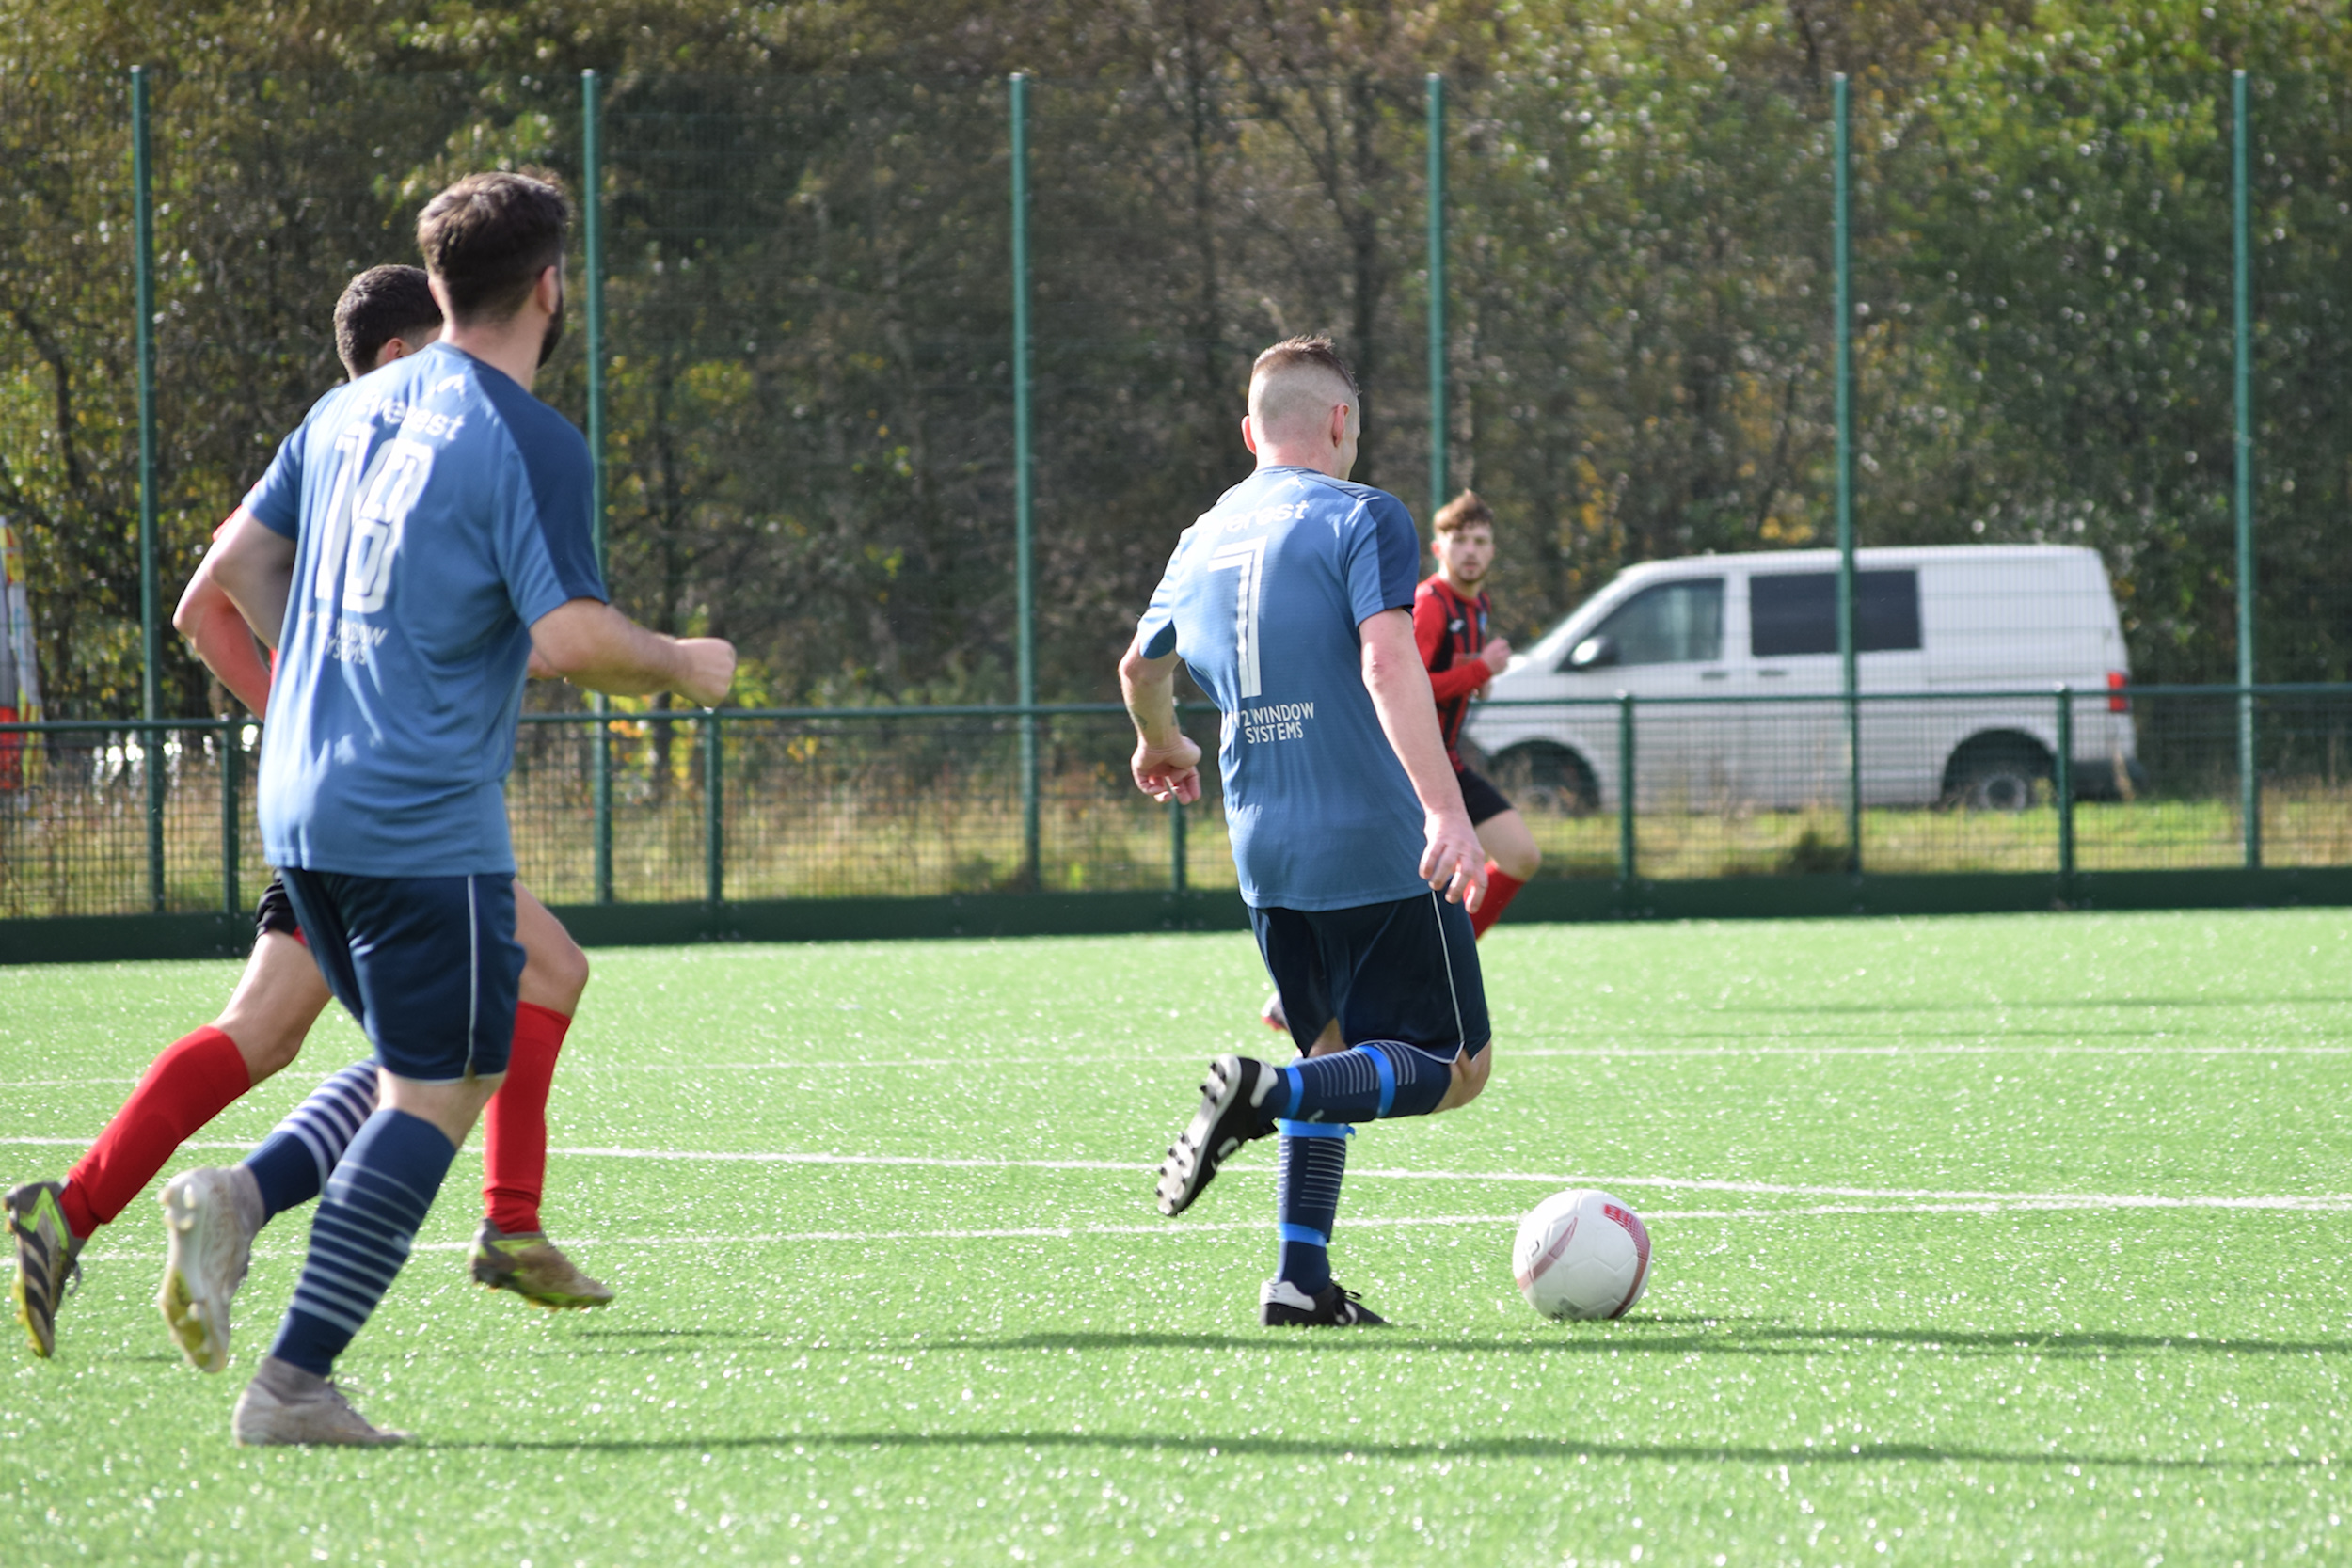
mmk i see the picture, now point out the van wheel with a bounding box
[1943,736,2051,813]
[1491,744,1600,816]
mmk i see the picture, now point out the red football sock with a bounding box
[58,1026,250,1237]
[483,1002,570,1235]
[1470,863,1527,939]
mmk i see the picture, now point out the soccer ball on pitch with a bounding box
[1512,1188,1652,1321]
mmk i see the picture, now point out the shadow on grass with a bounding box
[928,1323,2352,1360]
[482,1322,2352,1365]
[568,1328,769,1341]
[424,1429,2332,1471]
[1514,1023,2320,1044]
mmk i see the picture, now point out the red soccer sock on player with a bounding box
[1470,862,1526,939]
[58,1026,251,1238]
[481,1002,571,1236]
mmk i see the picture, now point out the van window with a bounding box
[1570,578,1724,668]
[1749,570,1921,657]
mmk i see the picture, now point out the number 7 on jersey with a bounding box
[1208,536,1267,700]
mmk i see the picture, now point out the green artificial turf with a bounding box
[5,909,2352,1564]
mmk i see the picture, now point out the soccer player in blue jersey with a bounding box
[203,171,735,1444]
[1123,336,1493,1327]
[3,266,613,1377]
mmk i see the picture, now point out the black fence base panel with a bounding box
[9,871,2352,967]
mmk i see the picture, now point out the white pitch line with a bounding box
[538,1146,2352,1211]
[261,1195,2345,1259]
[6,1134,2349,1214]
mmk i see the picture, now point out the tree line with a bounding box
[1,0,2347,721]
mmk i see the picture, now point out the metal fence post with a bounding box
[1168,795,1187,894]
[2054,686,2074,895]
[584,68,614,904]
[1616,692,1637,889]
[218,718,239,917]
[2232,69,2260,871]
[1833,72,1861,878]
[704,712,723,907]
[1009,73,1041,891]
[1426,72,1448,521]
[133,68,165,912]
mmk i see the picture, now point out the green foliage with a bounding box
[3,0,2351,714]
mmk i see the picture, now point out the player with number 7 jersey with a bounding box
[1126,336,1495,1330]
[1136,465,1428,911]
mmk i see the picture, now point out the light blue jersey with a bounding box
[244,342,606,877]
[1136,466,1426,911]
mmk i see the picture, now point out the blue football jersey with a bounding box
[243,342,606,877]
[1136,466,1427,911]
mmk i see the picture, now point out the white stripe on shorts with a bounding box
[1429,890,1468,1058]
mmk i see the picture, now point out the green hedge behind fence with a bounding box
[8,67,2352,727]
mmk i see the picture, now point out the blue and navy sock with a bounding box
[1275,1121,1349,1294]
[1269,1040,1452,1127]
[269,1108,455,1379]
[242,1060,379,1219]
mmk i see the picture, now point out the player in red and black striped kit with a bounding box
[1416,492,1538,936]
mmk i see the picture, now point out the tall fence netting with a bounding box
[6,70,2352,919]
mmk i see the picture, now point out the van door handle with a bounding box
[1698,669,1729,681]
[1757,668,1789,678]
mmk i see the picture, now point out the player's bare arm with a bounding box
[174,510,277,715]
[1120,640,1201,804]
[206,516,298,653]
[530,599,735,706]
[1359,607,1487,912]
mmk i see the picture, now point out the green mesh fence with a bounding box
[6,70,2352,922]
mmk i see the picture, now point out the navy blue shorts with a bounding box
[1252,892,1490,1060]
[277,868,522,1084]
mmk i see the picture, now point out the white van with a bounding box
[1463,545,2137,814]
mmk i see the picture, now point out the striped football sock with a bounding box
[1274,1121,1350,1293]
[1273,1040,1451,1125]
[241,1060,380,1219]
[268,1108,455,1378]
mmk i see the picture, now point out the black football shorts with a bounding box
[1251,892,1490,1060]
[1454,765,1514,827]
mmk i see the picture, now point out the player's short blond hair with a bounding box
[1248,336,1359,439]
[1433,491,1493,537]
[1250,335,1359,401]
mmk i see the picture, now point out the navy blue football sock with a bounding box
[1274,1121,1349,1293]
[1272,1040,1453,1126]
[269,1108,454,1378]
[242,1060,380,1219]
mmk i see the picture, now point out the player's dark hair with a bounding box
[1433,490,1494,536]
[415,169,570,325]
[1250,335,1360,402]
[333,264,443,380]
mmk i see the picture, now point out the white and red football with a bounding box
[1512,1188,1652,1321]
